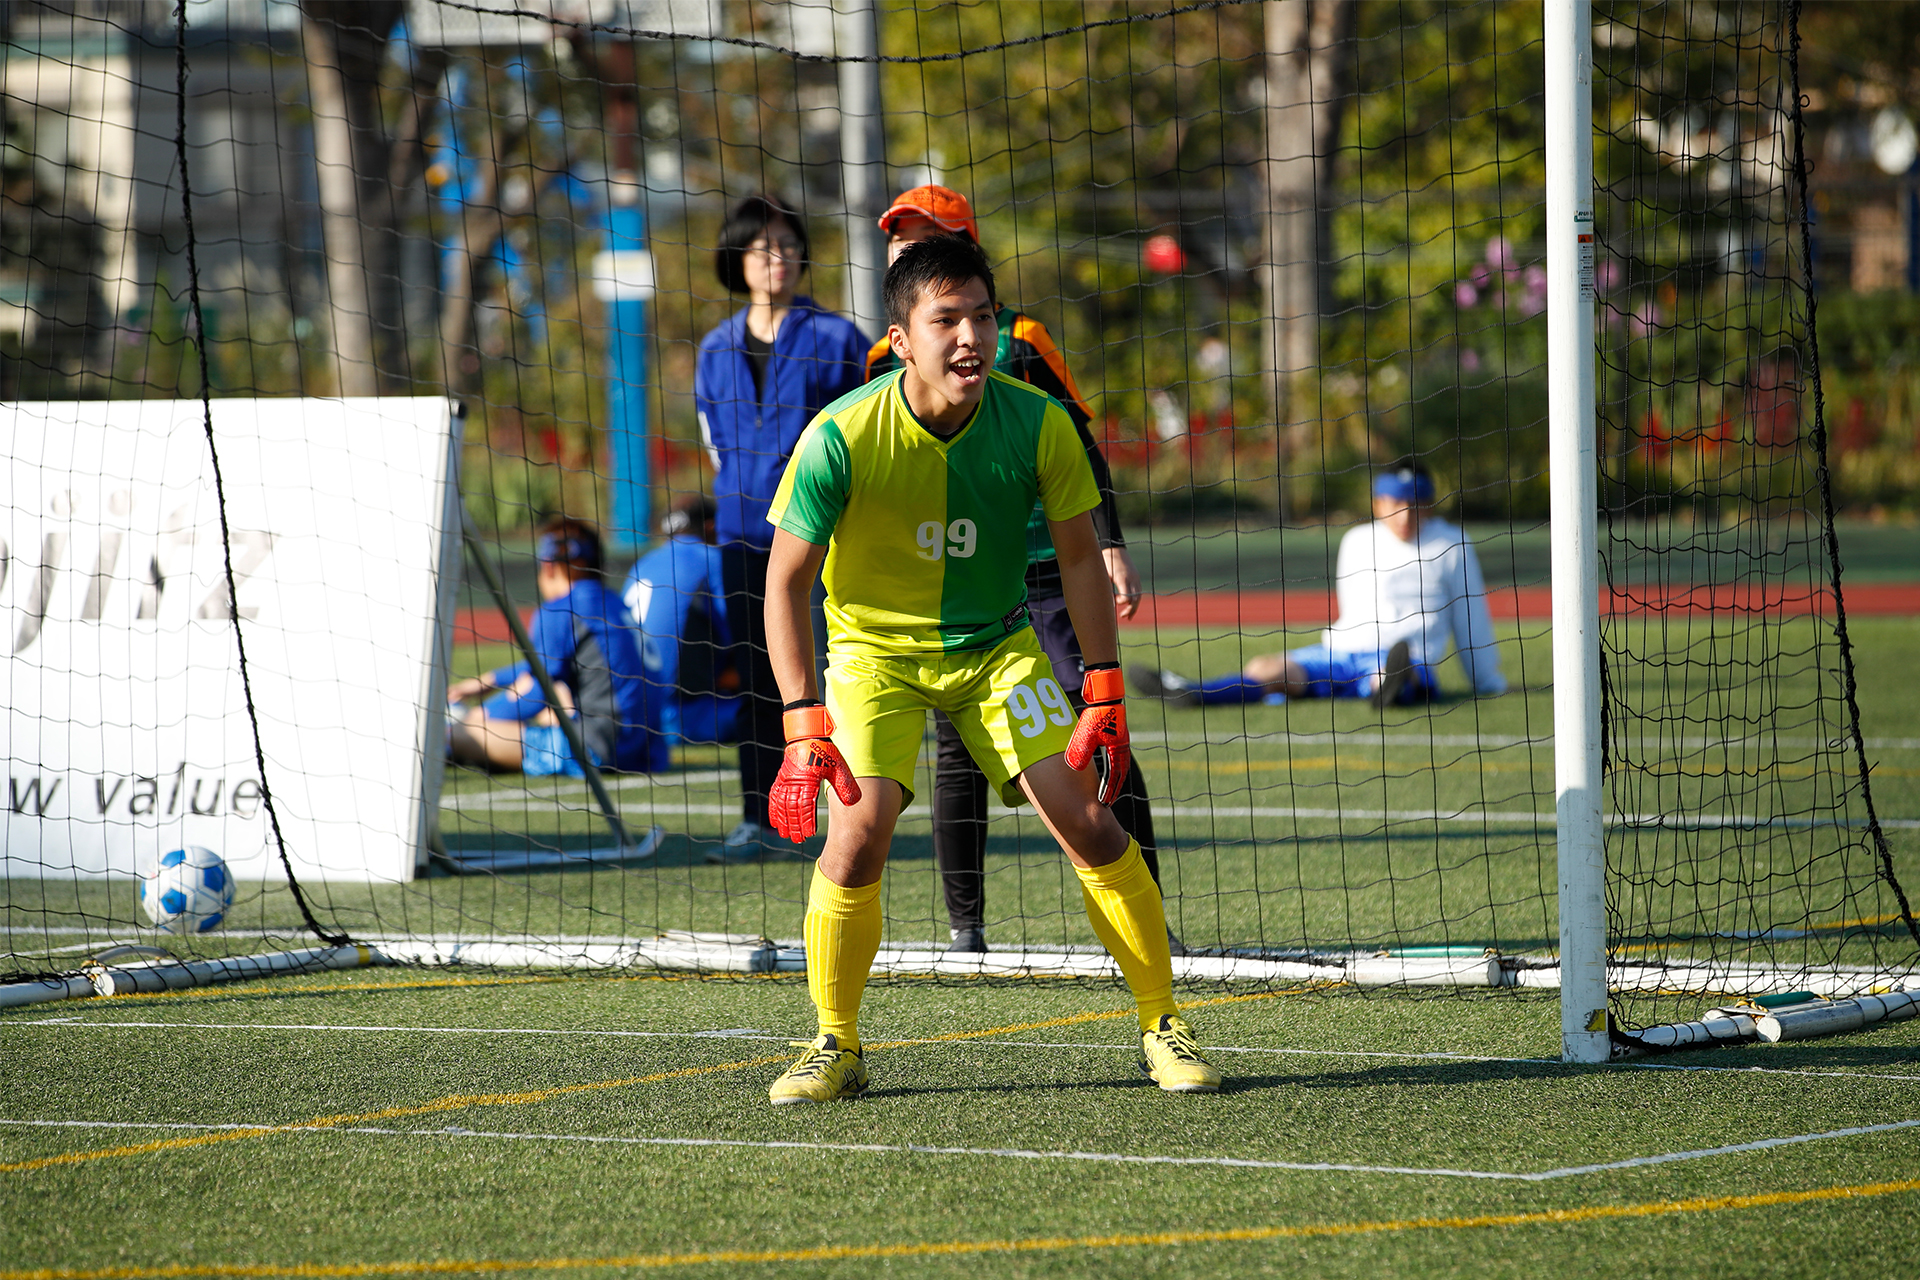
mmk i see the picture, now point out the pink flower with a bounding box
[1596,259,1622,295]
[1520,265,1548,317]
[1485,236,1516,271]
[1459,348,1482,372]
[1455,281,1480,308]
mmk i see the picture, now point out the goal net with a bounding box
[1,0,1912,1040]
[1592,0,1917,1036]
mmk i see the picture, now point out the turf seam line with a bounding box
[7,1117,1913,1183]
[6,1175,1918,1277]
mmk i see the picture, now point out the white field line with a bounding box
[1134,731,1920,751]
[437,793,1920,828]
[0,928,781,945]
[1158,809,1920,830]
[5,1018,792,1041]
[440,734,1920,762]
[446,770,734,801]
[440,797,741,815]
[1,1116,1913,1183]
[15,1019,1920,1086]
[1,927,321,942]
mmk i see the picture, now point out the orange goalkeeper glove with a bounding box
[1064,664,1129,807]
[767,702,862,842]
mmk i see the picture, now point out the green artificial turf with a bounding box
[3,972,1918,1277]
[4,605,1917,1276]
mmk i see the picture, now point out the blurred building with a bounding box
[1,1,318,393]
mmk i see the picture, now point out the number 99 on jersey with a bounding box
[916,518,977,561]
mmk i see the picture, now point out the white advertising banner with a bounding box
[2,398,460,883]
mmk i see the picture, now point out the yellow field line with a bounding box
[1613,910,1909,959]
[0,1000,1202,1174]
[0,1055,789,1175]
[72,970,712,1007]
[3,982,1319,1176]
[1164,757,1920,780]
[867,1005,1141,1046]
[8,1175,1916,1278]
[864,983,1318,1048]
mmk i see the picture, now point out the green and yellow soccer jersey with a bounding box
[864,308,1126,577]
[767,368,1101,657]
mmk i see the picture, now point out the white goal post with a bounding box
[1545,0,1609,1064]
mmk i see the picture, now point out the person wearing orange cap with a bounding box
[865,185,1177,957]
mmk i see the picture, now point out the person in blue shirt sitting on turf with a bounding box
[622,494,741,753]
[447,517,658,776]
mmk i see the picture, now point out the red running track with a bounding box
[1118,581,1920,630]
[452,582,1920,646]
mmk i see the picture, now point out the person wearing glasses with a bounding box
[697,193,869,862]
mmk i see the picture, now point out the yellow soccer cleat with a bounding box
[769,1034,869,1105]
[1139,1014,1222,1093]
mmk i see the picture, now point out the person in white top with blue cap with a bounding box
[1131,459,1508,710]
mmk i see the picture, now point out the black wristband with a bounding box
[783,698,824,713]
[1083,662,1119,672]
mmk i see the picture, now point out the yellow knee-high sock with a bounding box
[1075,839,1177,1032]
[804,868,883,1049]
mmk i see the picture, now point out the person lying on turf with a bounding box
[759,233,1221,1104]
[1131,459,1508,710]
[446,518,653,776]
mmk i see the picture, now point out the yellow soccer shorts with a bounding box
[824,628,1077,809]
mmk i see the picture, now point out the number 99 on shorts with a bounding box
[1006,676,1074,738]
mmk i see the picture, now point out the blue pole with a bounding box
[1908,183,1919,295]
[598,191,652,551]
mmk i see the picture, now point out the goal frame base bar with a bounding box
[362,937,1505,986]
[0,944,380,1009]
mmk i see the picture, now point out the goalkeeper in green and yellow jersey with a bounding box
[863,184,1175,959]
[759,233,1220,1104]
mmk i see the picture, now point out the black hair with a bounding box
[883,233,996,330]
[714,193,810,294]
[659,493,717,540]
[535,515,604,577]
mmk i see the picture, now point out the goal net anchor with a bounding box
[1612,989,1920,1055]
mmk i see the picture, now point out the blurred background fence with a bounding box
[3,1,1916,538]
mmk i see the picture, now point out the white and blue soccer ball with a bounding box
[139,846,234,934]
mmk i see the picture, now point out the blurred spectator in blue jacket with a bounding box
[623,494,740,755]
[695,192,867,862]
